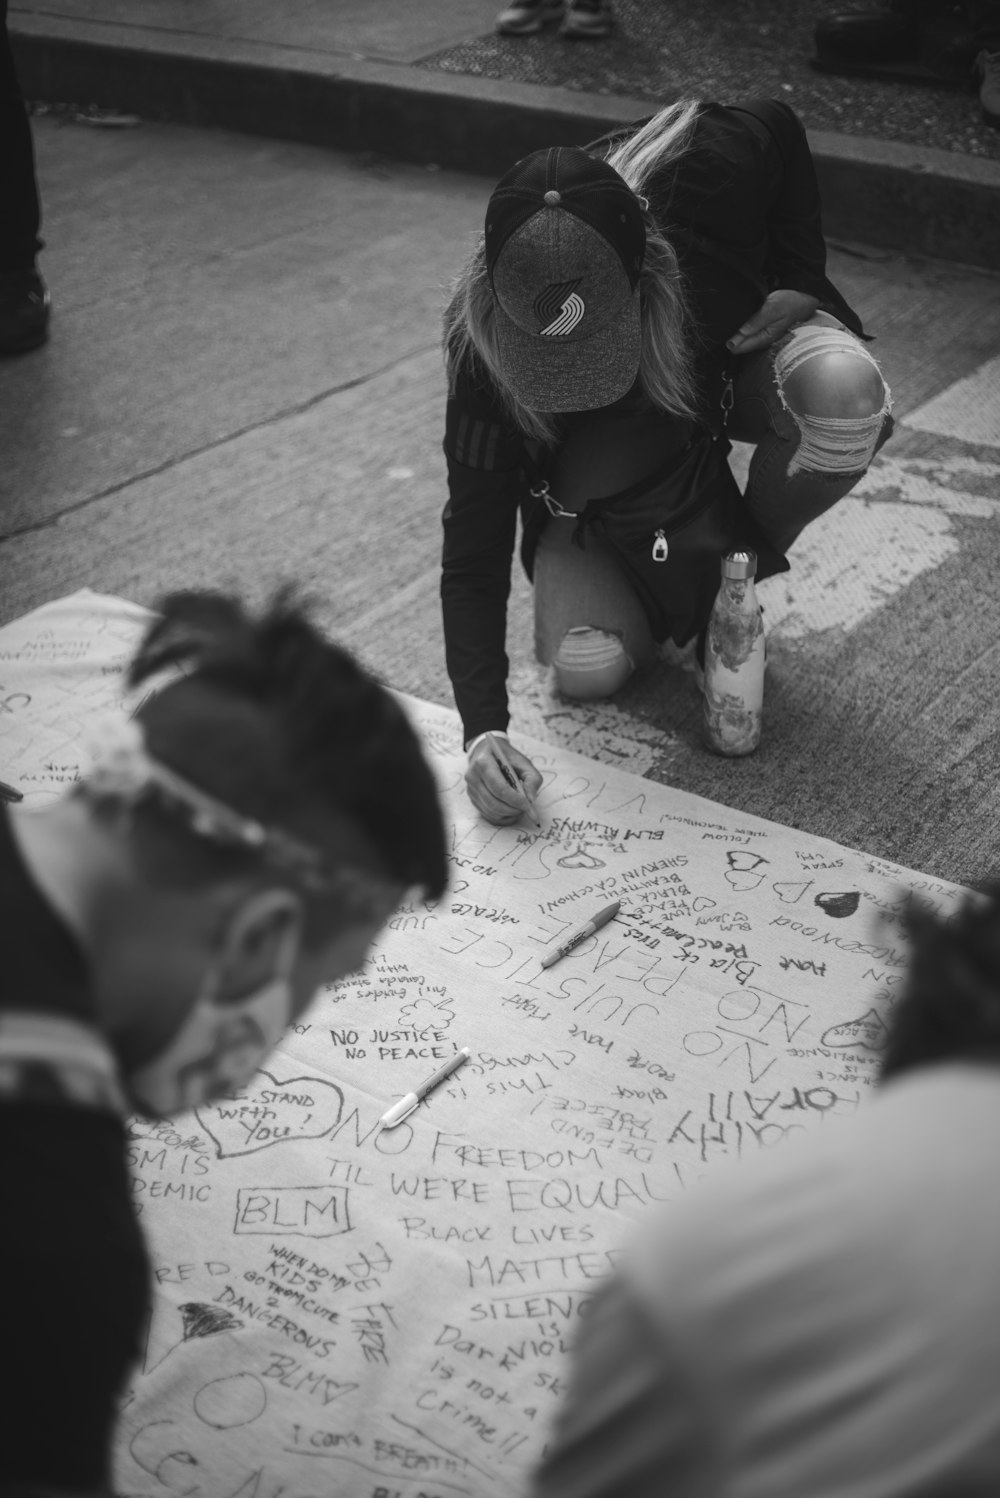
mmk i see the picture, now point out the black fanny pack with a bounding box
[524,426,788,647]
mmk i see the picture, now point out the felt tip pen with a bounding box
[488,735,541,829]
[541,900,622,970]
[380,1047,471,1128]
[0,780,23,804]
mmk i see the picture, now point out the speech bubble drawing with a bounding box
[197,1072,344,1158]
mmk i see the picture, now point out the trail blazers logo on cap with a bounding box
[534,279,585,337]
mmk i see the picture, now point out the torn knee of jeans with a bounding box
[553,626,634,701]
[785,409,895,477]
[772,329,893,477]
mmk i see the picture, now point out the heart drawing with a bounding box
[821,1008,890,1051]
[773,879,813,905]
[726,851,769,871]
[814,891,860,919]
[198,1071,345,1158]
[557,845,606,870]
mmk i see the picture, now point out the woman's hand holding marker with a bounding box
[465,731,543,828]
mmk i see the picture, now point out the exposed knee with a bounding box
[782,349,887,421]
[775,338,891,477]
[552,626,633,701]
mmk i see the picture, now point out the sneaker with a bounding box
[978,50,1000,128]
[560,0,614,38]
[0,268,51,356]
[496,0,565,35]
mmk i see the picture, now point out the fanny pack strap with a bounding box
[524,422,732,549]
[522,365,734,546]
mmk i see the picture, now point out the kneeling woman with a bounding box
[441,97,892,825]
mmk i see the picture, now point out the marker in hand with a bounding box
[541,900,622,970]
[380,1048,471,1128]
[487,734,541,829]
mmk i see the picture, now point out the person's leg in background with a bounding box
[969,0,1000,123]
[533,517,656,701]
[728,314,893,555]
[530,401,679,703]
[495,0,614,39]
[495,0,565,34]
[0,0,50,355]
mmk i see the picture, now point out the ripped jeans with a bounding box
[533,312,893,700]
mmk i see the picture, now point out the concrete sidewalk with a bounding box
[9,0,1000,270]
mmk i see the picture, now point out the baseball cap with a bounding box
[484,145,647,413]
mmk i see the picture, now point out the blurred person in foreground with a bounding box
[531,885,1000,1496]
[442,98,893,828]
[0,589,448,1498]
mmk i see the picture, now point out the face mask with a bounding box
[125,932,297,1119]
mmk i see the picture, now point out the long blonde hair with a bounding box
[444,99,702,446]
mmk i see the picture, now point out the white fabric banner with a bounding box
[0,591,965,1498]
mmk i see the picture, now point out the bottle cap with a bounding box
[721,548,757,580]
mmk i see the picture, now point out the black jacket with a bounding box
[441,99,863,745]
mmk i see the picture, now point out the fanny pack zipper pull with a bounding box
[652,529,669,562]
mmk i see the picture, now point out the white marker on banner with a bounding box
[380,1047,471,1128]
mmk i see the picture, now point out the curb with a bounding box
[11,14,1000,272]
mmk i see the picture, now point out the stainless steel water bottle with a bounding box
[703,548,765,756]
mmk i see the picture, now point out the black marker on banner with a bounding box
[541,900,622,969]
